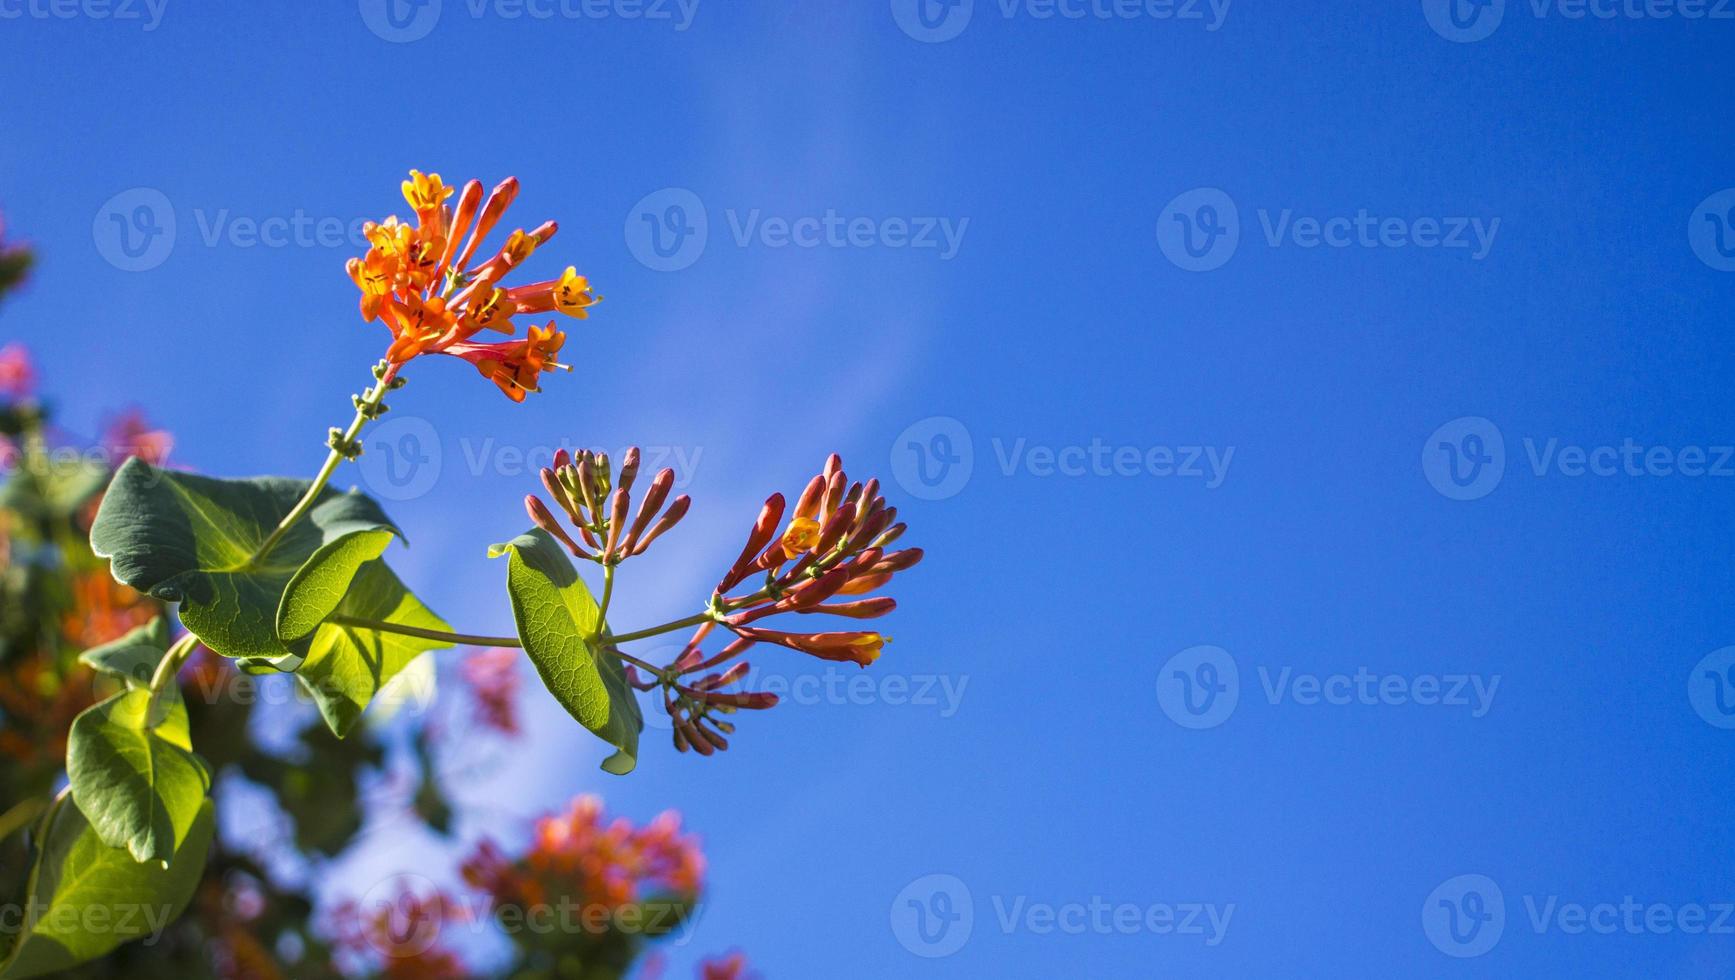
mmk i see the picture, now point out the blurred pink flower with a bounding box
[100,409,173,468]
[0,344,34,400]
[461,647,521,736]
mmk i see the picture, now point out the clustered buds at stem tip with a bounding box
[525,446,689,567]
[349,170,599,402]
[569,454,924,759]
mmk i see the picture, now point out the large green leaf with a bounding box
[294,561,451,737]
[66,690,210,865]
[88,458,400,661]
[77,616,171,688]
[0,796,214,979]
[491,529,642,774]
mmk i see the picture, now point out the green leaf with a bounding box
[66,690,211,865]
[491,529,642,774]
[88,458,400,661]
[0,796,214,979]
[78,616,171,688]
[293,561,451,737]
[0,457,108,522]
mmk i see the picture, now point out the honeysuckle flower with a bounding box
[346,171,599,400]
[461,796,704,915]
[733,626,888,667]
[0,343,34,400]
[100,409,173,468]
[711,454,918,662]
[701,952,756,980]
[461,647,521,736]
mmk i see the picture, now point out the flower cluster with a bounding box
[460,795,704,914]
[327,887,472,980]
[588,454,921,756]
[347,171,598,401]
[526,447,691,564]
[461,646,522,737]
[713,453,919,665]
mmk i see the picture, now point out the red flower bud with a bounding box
[630,494,689,556]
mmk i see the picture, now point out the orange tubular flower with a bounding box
[346,170,599,400]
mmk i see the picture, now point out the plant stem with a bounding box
[0,796,46,844]
[605,612,713,646]
[604,647,665,676]
[146,632,200,727]
[250,361,399,567]
[598,565,616,624]
[327,615,521,648]
[325,609,717,660]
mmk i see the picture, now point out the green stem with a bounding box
[0,797,46,844]
[604,647,665,676]
[146,633,200,726]
[325,610,718,661]
[249,361,399,567]
[598,565,616,625]
[605,612,713,646]
[327,615,520,648]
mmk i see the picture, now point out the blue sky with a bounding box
[3,0,1733,975]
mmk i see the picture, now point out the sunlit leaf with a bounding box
[66,690,211,865]
[491,529,642,774]
[294,561,450,737]
[0,796,213,979]
[89,458,400,661]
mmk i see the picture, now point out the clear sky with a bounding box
[3,0,1733,975]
